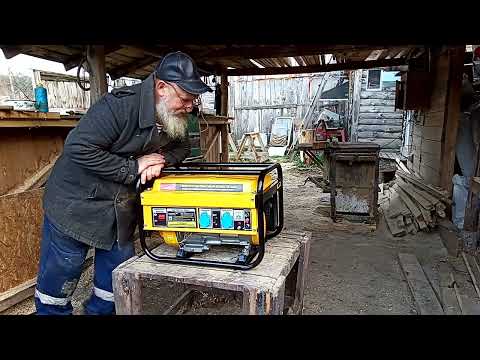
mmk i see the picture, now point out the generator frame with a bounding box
[136,162,284,270]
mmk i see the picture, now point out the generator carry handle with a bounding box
[135,162,284,270]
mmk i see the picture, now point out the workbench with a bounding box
[112,230,311,315]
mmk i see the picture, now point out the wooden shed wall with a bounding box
[353,69,404,151]
[228,73,345,141]
[407,51,451,186]
[0,128,69,195]
[0,189,43,294]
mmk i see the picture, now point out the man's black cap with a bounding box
[155,51,213,95]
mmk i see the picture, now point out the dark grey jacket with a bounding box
[43,73,190,250]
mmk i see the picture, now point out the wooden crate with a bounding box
[324,142,380,223]
[112,230,311,315]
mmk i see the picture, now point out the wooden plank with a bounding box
[395,186,428,230]
[359,98,396,107]
[357,132,401,139]
[417,125,443,141]
[0,120,78,128]
[438,264,461,315]
[0,110,61,119]
[357,138,402,149]
[438,219,462,257]
[359,118,403,126]
[399,179,443,208]
[227,58,408,76]
[387,188,411,218]
[396,178,435,211]
[462,252,480,300]
[358,113,403,120]
[359,106,400,113]
[418,138,442,155]
[398,253,444,315]
[419,152,442,170]
[0,128,67,195]
[112,256,142,315]
[395,157,410,174]
[440,47,465,194]
[0,278,36,313]
[380,203,406,236]
[7,155,59,195]
[0,189,43,294]
[203,129,221,160]
[423,111,445,127]
[418,164,442,187]
[357,124,403,133]
[360,91,396,100]
[396,170,451,204]
[292,232,311,315]
[450,272,466,314]
[460,295,480,315]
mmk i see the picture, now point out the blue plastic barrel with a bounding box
[34,84,49,113]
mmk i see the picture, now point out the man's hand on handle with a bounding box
[137,153,166,184]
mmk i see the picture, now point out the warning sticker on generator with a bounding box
[161,183,244,192]
[166,208,196,228]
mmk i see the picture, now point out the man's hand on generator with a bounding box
[137,153,166,184]
[140,163,165,184]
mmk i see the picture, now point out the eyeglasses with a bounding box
[166,82,201,107]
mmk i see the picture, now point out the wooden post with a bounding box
[220,123,229,162]
[439,46,465,194]
[463,148,480,247]
[87,45,108,106]
[220,74,229,116]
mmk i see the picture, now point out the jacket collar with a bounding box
[138,73,156,129]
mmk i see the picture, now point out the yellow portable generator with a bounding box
[136,162,283,270]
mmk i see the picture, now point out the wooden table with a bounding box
[112,230,311,315]
[296,142,326,166]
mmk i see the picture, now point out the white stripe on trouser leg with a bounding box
[35,288,71,306]
[93,286,115,302]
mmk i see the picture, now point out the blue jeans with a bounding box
[35,216,135,315]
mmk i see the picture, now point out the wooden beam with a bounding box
[1,45,32,59]
[63,45,121,71]
[108,55,159,80]
[0,279,36,313]
[87,45,108,105]
[220,74,229,116]
[195,45,418,60]
[439,46,465,193]
[226,58,408,76]
[122,45,217,75]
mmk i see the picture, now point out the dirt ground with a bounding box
[1,160,468,315]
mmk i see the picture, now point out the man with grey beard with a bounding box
[36,52,212,315]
